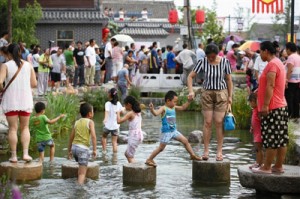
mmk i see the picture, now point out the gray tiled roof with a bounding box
[103,0,175,19]
[119,27,169,36]
[39,10,108,24]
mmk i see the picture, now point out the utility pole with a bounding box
[8,0,12,43]
[183,0,193,49]
[291,0,295,42]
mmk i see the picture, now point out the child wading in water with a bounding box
[102,88,123,154]
[145,91,202,167]
[117,96,143,163]
[30,102,65,162]
[68,103,97,185]
[248,93,264,169]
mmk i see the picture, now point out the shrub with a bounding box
[285,122,298,165]
[232,89,252,129]
[128,85,141,101]
[82,88,109,111]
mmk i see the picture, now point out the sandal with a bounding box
[9,157,18,163]
[251,167,272,174]
[145,159,157,167]
[249,163,261,169]
[271,166,284,173]
[202,154,209,161]
[190,154,202,161]
[216,155,223,161]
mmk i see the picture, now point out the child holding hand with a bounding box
[145,90,202,167]
[117,96,143,163]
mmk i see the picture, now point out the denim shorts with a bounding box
[71,145,90,166]
[103,127,119,136]
[37,139,54,152]
[160,131,182,144]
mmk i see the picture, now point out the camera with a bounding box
[48,40,55,44]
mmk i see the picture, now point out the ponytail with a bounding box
[7,43,22,67]
[124,96,141,113]
[109,88,118,105]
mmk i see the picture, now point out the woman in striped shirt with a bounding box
[187,44,233,161]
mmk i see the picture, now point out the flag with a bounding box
[252,0,284,13]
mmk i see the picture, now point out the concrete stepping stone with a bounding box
[0,161,43,181]
[123,162,156,185]
[238,165,300,194]
[61,161,99,179]
[192,159,230,185]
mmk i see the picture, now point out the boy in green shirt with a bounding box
[30,102,65,162]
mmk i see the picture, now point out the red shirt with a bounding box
[257,57,287,111]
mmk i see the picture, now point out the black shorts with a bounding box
[51,72,61,82]
[261,107,289,149]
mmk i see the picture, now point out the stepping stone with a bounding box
[123,162,156,185]
[0,161,43,181]
[192,159,230,185]
[61,161,99,179]
[238,165,300,194]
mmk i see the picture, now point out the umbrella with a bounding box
[239,41,261,52]
[223,35,244,44]
[112,34,135,43]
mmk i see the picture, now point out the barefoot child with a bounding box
[30,102,65,162]
[117,96,143,163]
[102,88,123,154]
[145,90,202,167]
[248,93,264,169]
[68,103,97,185]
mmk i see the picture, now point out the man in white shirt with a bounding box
[175,43,197,85]
[104,38,116,83]
[253,55,268,81]
[226,35,235,53]
[196,43,205,61]
[85,39,96,86]
[50,47,66,91]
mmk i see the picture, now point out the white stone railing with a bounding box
[132,69,184,92]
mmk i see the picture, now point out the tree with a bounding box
[0,0,42,45]
[272,0,291,45]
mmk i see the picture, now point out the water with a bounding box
[1,111,266,199]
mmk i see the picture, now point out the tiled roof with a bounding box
[103,0,175,19]
[119,27,169,36]
[39,10,108,24]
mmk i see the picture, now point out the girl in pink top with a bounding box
[248,93,263,169]
[117,96,143,163]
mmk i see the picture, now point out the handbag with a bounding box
[0,63,23,104]
[224,106,236,131]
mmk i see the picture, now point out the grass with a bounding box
[232,89,252,129]
[285,122,298,165]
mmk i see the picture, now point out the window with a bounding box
[57,30,74,48]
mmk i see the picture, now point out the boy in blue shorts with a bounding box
[145,90,202,167]
[68,103,97,185]
[30,102,65,162]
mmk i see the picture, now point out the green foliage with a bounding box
[82,88,109,111]
[177,95,201,111]
[285,122,297,165]
[108,21,119,36]
[0,0,42,45]
[128,86,141,101]
[44,94,80,134]
[232,89,251,129]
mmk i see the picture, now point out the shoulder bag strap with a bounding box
[1,62,23,95]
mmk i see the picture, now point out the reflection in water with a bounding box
[0,111,265,198]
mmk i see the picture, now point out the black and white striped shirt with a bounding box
[193,57,232,90]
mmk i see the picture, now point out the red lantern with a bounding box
[195,10,205,24]
[102,27,110,42]
[168,9,178,25]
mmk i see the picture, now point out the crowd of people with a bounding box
[103,7,149,22]
[1,28,300,183]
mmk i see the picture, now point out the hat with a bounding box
[143,48,149,53]
[238,50,245,55]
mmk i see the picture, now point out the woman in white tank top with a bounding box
[0,43,37,163]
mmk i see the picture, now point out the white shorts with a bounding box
[112,61,123,77]
[125,137,142,158]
